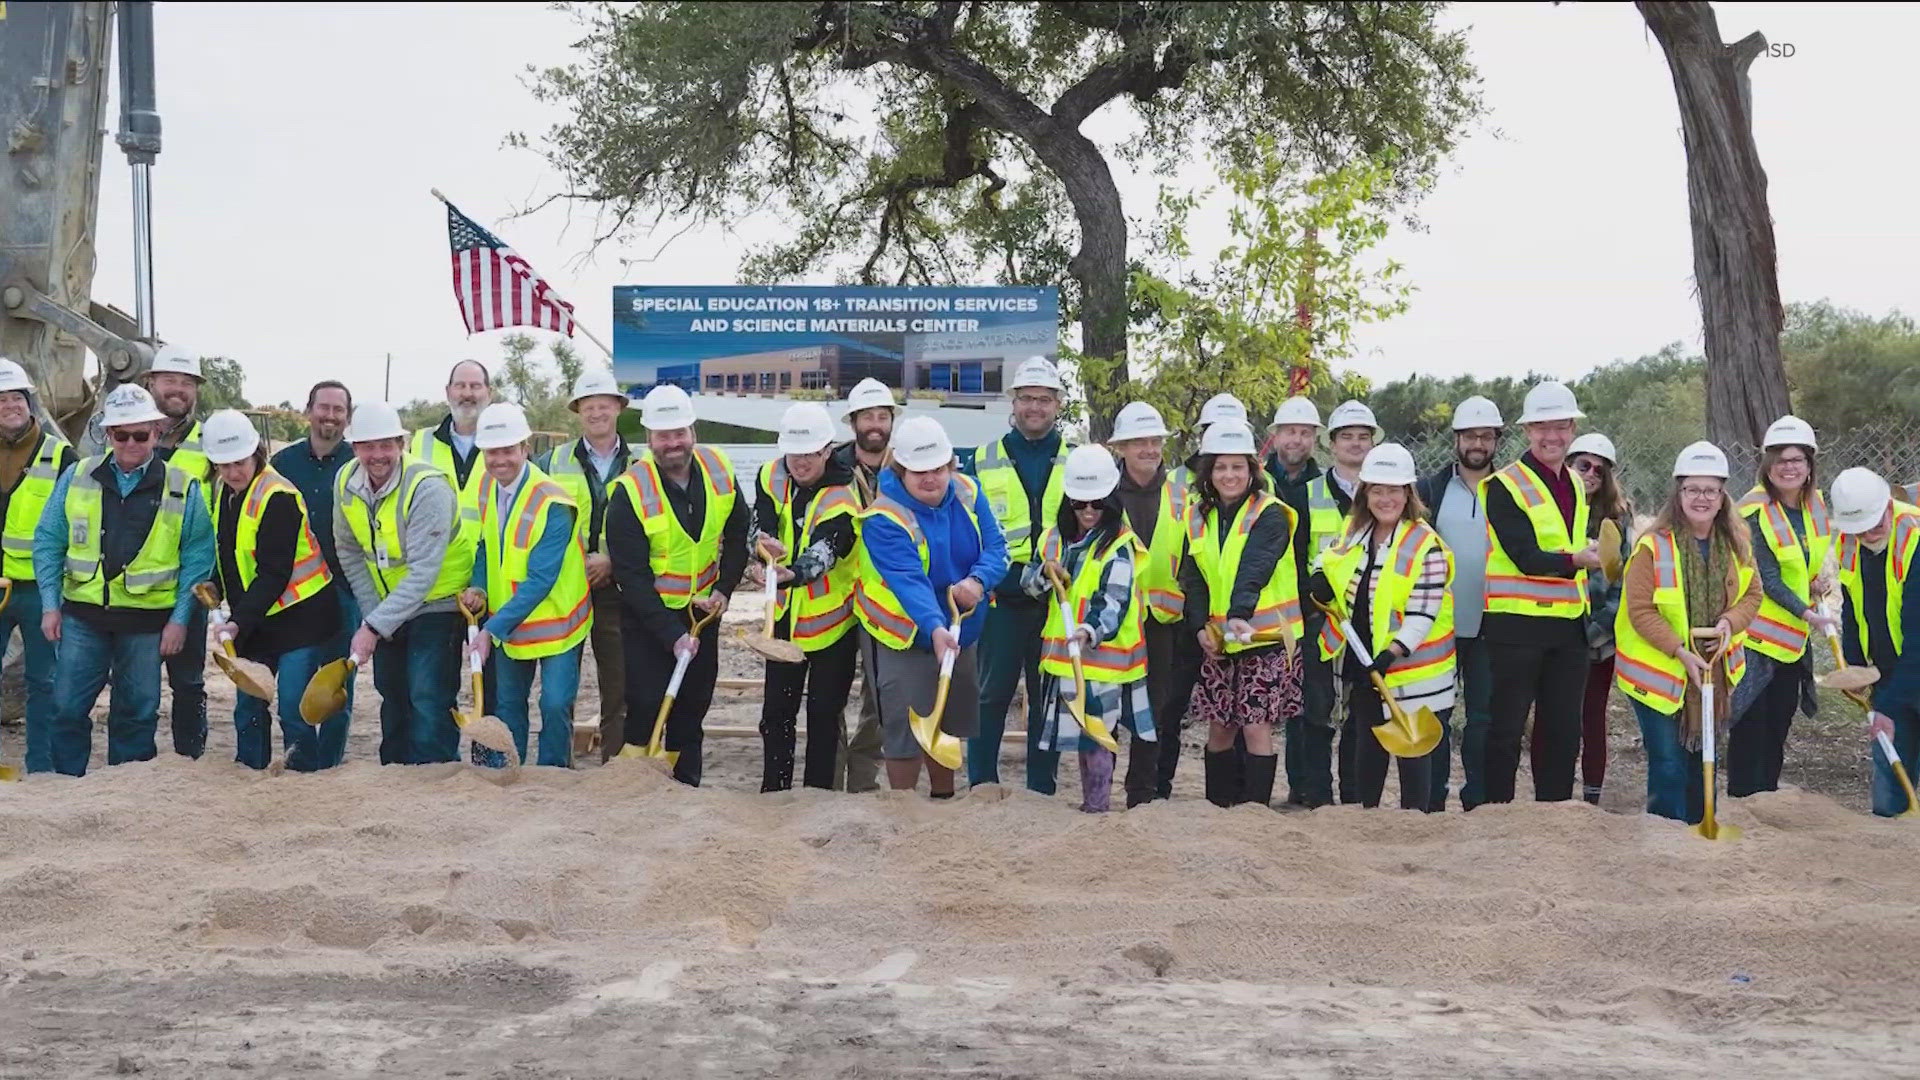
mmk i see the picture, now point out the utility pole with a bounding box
[384,353,392,401]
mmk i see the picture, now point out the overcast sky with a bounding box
[88,2,1917,409]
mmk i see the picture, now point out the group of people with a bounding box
[1,348,1913,821]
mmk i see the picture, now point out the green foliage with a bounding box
[1782,300,1920,435]
[492,333,588,434]
[397,399,443,432]
[196,356,251,413]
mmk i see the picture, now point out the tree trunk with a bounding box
[1057,150,1129,444]
[1637,2,1791,448]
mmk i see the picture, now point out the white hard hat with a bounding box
[1358,443,1418,486]
[1198,417,1258,457]
[1110,401,1169,442]
[202,409,261,465]
[1198,393,1247,430]
[1062,444,1120,502]
[843,377,898,418]
[1450,395,1503,431]
[1762,414,1818,451]
[345,401,407,443]
[890,415,954,471]
[1567,433,1618,464]
[1321,400,1383,447]
[148,343,203,382]
[1007,356,1063,392]
[777,402,836,455]
[640,384,696,431]
[0,359,31,396]
[474,402,532,450]
[1831,467,1893,536]
[1518,381,1584,425]
[1672,440,1730,480]
[568,368,629,411]
[1270,396,1323,429]
[101,384,167,427]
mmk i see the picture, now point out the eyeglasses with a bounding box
[1679,485,1722,500]
[1014,394,1056,407]
[1571,459,1607,475]
[1774,456,1809,468]
[110,429,152,444]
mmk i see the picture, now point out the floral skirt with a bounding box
[1188,646,1303,730]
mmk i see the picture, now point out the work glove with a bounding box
[1307,571,1335,606]
[1370,648,1398,677]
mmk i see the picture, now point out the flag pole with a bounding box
[431,188,617,364]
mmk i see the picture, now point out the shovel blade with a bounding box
[1817,666,1880,692]
[1372,707,1444,759]
[212,651,276,702]
[908,708,965,770]
[1690,819,1744,841]
[747,635,806,665]
[0,764,19,782]
[300,659,352,725]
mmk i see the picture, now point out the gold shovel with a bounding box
[1312,597,1442,758]
[454,602,520,766]
[299,653,360,726]
[193,584,277,701]
[616,604,720,770]
[744,540,805,665]
[1815,619,1918,817]
[1043,564,1119,753]
[1202,616,1297,659]
[1689,628,1740,841]
[907,586,973,771]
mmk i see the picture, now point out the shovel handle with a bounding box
[687,603,720,637]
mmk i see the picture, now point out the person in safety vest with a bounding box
[1829,468,1920,817]
[606,384,747,786]
[1478,381,1605,806]
[536,369,632,761]
[1178,418,1302,809]
[410,360,493,511]
[829,377,897,792]
[35,384,213,776]
[1730,415,1837,799]
[1306,444,1453,811]
[1021,444,1153,813]
[201,410,345,771]
[1108,402,1191,807]
[1265,395,1334,807]
[0,356,76,775]
[460,403,589,769]
[750,402,862,792]
[271,381,359,745]
[857,416,1008,797]
[333,401,477,765]
[1306,400,1380,805]
[1613,442,1760,823]
[1415,395,1503,811]
[143,344,213,759]
[960,356,1074,793]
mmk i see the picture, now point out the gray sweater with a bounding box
[333,463,461,637]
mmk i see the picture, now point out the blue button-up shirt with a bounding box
[270,437,354,580]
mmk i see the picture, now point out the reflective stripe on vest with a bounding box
[973,436,1068,564]
[1305,475,1343,558]
[1482,461,1588,617]
[1037,526,1149,683]
[336,457,477,603]
[545,437,623,551]
[611,445,735,609]
[215,468,333,616]
[1612,531,1753,716]
[478,464,593,659]
[1738,489,1832,662]
[409,427,486,527]
[757,457,859,652]
[1839,504,1920,661]
[0,431,69,579]
[1186,490,1303,654]
[165,420,213,509]
[1315,519,1456,689]
[855,475,983,651]
[1137,474,1189,624]
[62,456,191,607]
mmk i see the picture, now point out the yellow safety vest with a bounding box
[973,435,1069,566]
[1132,472,1189,625]
[757,459,860,652]
[62,456,193,609]
[1837,501,1920,661]
[1482,460,1590,618]
[855,474,984,651]
[1,429,70,581]
[409,426,487,529]
[1737,488,1833,663]
[543,437,626,552]
[1037,525,1148,682]
[1304,473,1347,560]
[336,456,477,603]
[1612,531,1753,715]
[1315,519,1457,689]
[212,467,333,617]
[477,463,593,660]
[1186,490,1304,655]
[162,419,214,509]
[609,445,736,609]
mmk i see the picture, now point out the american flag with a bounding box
[445,201,576,336]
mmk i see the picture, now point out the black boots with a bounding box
[1205,750,1279,808]
[1244,753,1278,809]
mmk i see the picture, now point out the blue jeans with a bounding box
[233,643,344,771]
[1871,703,1920,817]
[969,596,1058,793]
[476,643,581,768]
[164,602,208,758]
[371,610,463,765]
[0,584,59,773]
[1452,636,1496,810]
[1632,699,1705,824]
[50,614,164,776]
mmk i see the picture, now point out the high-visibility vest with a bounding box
[62,456,193,609]
[1837,501,1920,661]
[1304,474,1347,560]
[543,437,624,552]
[1186,490,1304,655]
[855,474,984,651]
[1482,460,1589,618]
[1132,472,1189,625]
[212,467,333,617]
[477,463,593,660]
[1,430,70,580]
[409,426,487,529]
[335,456,477,603]
[1036,525,1148,682]
[162,419,214,509]
[1612,531,1753,715]
[1315,519,1457,689]
[758,458,860,652]
[1737,488,1833,662]
[973,434,1069,565]
[609,445,736,609]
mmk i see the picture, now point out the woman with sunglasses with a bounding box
[1548,433,1634,804]
[1023,445,1154,812]
[1179,418,1303,808]
[1729,415,1836,798]
[1613,442,1761,823]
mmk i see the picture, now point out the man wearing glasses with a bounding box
[35,384,214,776]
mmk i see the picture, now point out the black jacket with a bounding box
[752,457,860,641]
[214,485,339,661]
[1179,493,1292,657]
[607,453,749,651]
